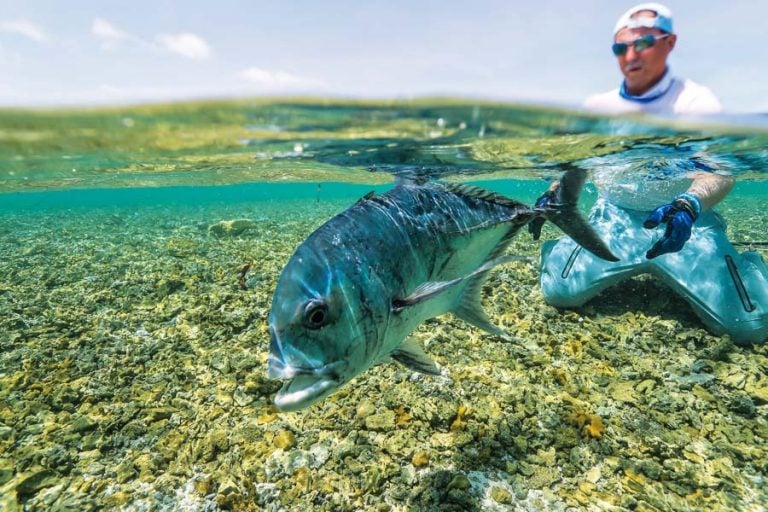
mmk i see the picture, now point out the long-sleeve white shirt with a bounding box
[584,71,722,115]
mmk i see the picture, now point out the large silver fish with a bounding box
[267,169,617,411]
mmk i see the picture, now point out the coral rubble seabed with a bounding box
[0,196,767,512]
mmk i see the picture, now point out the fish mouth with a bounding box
[267,356,345,412]
[274,374,340,412]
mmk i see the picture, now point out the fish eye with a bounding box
[303,300,329,329]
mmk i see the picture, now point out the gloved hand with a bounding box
[528,189,556,240]
[643,192,702,259]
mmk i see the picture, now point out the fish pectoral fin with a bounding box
[392,254,530,312]
[391,337,441,375]
[392,278,461,311]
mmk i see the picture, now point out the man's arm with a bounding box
[686,172,734,210]
[540,171,732,208]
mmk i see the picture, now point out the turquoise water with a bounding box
[1,101,767,511]
[2,179,765,250]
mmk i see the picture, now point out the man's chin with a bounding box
[623,68,644,79]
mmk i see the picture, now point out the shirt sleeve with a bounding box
[678,82,723,114]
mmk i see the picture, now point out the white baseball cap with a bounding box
[613,3,674,36]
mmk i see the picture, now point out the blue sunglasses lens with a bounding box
[612,35,658,56]
[633,35,657,51]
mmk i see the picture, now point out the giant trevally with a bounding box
[267,169,617,411]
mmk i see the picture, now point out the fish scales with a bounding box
[318,183,531,294]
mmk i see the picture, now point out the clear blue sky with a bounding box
[0,1,764,112]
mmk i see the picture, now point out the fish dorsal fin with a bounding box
[439,182,528,209]
[391,337,440,375]
[395,173,429,187]
[355,191,377,205]
[392,254,530,312]
[355,190,400,210]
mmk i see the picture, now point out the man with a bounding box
[532,3,767,345]
[585,2,722,114]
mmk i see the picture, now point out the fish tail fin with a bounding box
[545,168,619,262]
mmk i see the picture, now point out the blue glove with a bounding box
[643,192,702,259]
[528,190,556,240]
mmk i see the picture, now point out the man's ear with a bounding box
[667,34,677,51]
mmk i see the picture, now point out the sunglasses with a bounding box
[612,34,670,56]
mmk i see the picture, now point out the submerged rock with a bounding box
[207,219,258,238]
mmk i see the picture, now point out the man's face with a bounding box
[614,26,676,95]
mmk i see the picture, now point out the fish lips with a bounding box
[267,356,344,412]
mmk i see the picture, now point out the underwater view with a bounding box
[1,99,768,511]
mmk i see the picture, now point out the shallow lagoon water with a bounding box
[1,100,767,511]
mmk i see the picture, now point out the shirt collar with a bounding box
[619,68,674,103]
